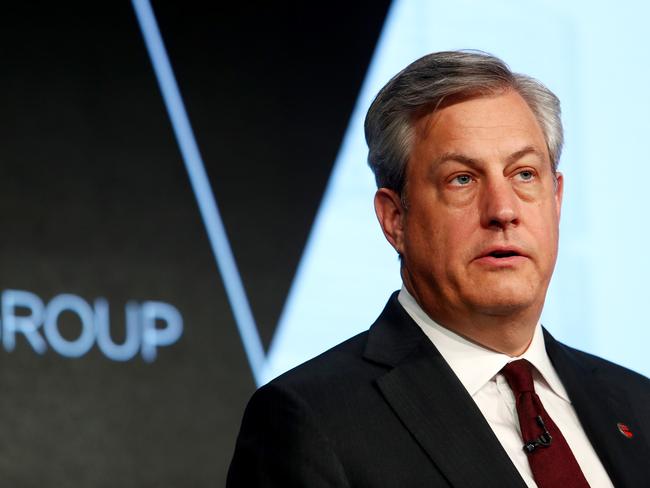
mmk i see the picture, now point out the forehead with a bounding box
[411,90,549,164]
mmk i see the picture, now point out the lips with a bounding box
[486,249,520,258]
[478,246,527,259]
[474,246,529,266]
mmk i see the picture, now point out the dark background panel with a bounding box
[154,1,391,347]
[0,1,390,486]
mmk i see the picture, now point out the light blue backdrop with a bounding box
[253,0,650,383]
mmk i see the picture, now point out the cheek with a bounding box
[405,210,475,264]
[438,204,481,242]
[525,206,560,262]
[531,203,560,235]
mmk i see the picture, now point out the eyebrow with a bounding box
[433,145,545,168]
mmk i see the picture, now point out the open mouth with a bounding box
[488,250,519,258]
[476,247,527,264]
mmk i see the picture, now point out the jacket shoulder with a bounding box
[558,341,650,394]
[567,343,649,376]
[227,331,394,487]
[263,329,384,402]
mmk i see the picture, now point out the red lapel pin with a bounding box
[617,422,633,439]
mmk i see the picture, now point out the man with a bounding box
[227,51,650,487]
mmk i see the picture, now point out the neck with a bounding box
[403,282,540,357]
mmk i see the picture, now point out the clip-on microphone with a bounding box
[523,415,553,453]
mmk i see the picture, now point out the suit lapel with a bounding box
[365,295,527,488]
[545,331,650,487]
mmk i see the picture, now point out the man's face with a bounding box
[379,89,563,325]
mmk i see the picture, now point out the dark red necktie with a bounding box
[501,359,590,488]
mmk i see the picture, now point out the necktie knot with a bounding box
[501,359,535,394]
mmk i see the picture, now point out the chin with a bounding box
[464,283,540,317]
[473,299,535,317]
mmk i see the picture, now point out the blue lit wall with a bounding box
[262,0,650,381]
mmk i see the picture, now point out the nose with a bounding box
[479,177,520,230]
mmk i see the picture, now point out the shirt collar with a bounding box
[397,286,571,403]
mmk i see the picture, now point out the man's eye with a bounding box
[518,170,535,181]
[451,174,473,186]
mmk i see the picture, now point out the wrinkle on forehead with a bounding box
[412,88,513,143]
[432,145,546,170]
[411,89,548,164]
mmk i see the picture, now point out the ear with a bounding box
[554,171,564,219]
[374,188,406,255]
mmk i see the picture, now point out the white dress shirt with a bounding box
[398,287,613,488]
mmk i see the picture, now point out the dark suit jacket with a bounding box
[227,293,650,487]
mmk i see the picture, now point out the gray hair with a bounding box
[364,51,563,193]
